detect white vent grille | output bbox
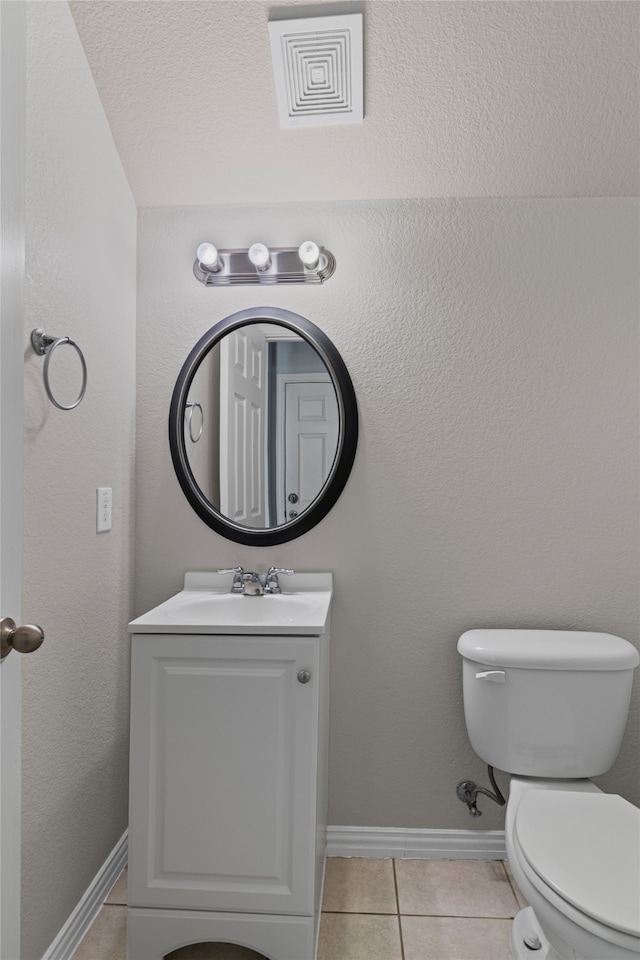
[268,14,363,128]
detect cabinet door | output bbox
[128,633,320,916]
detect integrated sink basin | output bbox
[165,592,324,628]
[129,571,332,635]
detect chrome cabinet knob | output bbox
[1,617,45,660]
[288,493,298,503]
[297,670,311,684]
[289,510,298,519]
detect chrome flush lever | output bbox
[475,670,506,683]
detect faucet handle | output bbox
[267,567,294,577]
[217,567,245,593]
[265,567,294,594]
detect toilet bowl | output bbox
[506,778,640,960]
[457,629,640,960]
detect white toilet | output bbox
[457,629,640,960]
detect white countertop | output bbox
[129,571,333,635]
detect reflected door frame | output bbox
[274,373,336,527]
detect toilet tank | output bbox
[458,630,639,778]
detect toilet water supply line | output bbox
[456,766,506,817]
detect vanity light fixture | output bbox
[193,240,336,286]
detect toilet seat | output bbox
[514,791,640,939]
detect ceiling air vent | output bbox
[268,14,363,128]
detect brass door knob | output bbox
[1,618,45,660]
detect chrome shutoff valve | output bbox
[456,766,506,816]
[456,780,483,817]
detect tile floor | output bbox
[72,858,528,960]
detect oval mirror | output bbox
[169,307,358,545]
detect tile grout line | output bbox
[392,859,406,960]
[399,912,516,919]
[501,858,523,915]
[320,910,514,919]
[321,910,399,916]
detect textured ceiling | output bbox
[68,0,639,207]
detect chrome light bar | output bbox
[193,242,336,286]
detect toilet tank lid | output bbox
[457,629,640,671]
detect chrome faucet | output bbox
[242,572,265,596]
[217,567,294,596]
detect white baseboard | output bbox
[41,830,128,960]
[326,826,506,860]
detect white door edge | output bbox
[274,372,331,526]
[0,2,26,956]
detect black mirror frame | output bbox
[169,307,358,546]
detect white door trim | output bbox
[0,2,26,956]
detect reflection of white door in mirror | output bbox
[276,375,339,525]
[219,327,266,527]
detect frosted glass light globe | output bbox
[248,243,271,270]
[298,241,320,270]
[196,243,219,267]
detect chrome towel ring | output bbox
[31,328,87,411]
[185,401,203,443]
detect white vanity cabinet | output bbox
[127,573,332,960]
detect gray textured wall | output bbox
[22,5,136,958]
[136,198,639,831]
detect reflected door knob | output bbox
[288,493,298,503]
[1,618,45,660]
